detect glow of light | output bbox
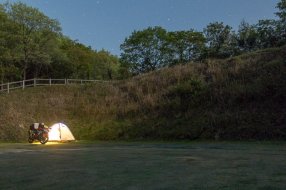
[48,125,61,141]
[45,142,60,145]
[31,142,60,145]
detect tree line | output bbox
[0,2,120,84]
[120,0,286,75]
[0,1,286,82]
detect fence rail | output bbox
[0,78,104,93]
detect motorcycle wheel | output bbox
[39,136,49,144]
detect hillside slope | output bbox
[1,46,286,141]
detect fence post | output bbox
[22,80,25,90]
[34,78,36,87]
[65,79,67,85]
[81,80,83,85]
[7,83,9,93]
[49,78,52,86]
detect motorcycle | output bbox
[28,127,49,144]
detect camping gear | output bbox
[48,123,75,141]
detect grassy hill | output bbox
[1,46,286,142]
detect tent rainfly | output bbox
[48,123,75,141]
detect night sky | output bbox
[3,0,279,55]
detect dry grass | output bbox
[0,46,286,141]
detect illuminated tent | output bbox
[48,123,75,141]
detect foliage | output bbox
[120,26,169,75]
[2,1,286,79]
[276,0,286,45]
[276,0,286,21]
[0,2,120,82]
[203,22,238,58]
[237,20,258,52]
[255,19,280,48]
[120,27,206,75]
[167,30,206,64]
[1,46,286,141]
[4,2,61,80]
[1,1,286,141]
[120,0,286,75]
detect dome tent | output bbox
[48,123,75,141]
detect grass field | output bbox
[0,142,286,190]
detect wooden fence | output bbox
[0,79,103,93]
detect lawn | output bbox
[0,142,286,190]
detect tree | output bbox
[255,19,279,48]
[60,39,95,79]
[55,37,120,80]
[167,30,206,64]
[4,2,61,80]
[276,0,286,22]
[276,0,286,45]
[0,5,9,83]
[237,20,258,52]
[93,50,119,80]
[48,36,74,79]
[120,26,169,75]
[0,5,21,83]
[0,2,121,82]
[204,22,238,58]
